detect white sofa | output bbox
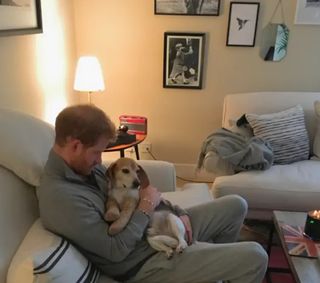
[205,92,320,220]
[0,108,211,283]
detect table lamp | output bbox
[73,56,105,104]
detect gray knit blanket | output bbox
[197,128,274,173]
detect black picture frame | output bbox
[0,0,42,37]
[155,0,220,16]
[163,32,205,89]
[226,2,260,47]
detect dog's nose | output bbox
[133,179,140,189]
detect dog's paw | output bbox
[175,239,188,253]
[165,249,174,259]
[105,210,120,222]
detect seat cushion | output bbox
[212,160,320,212]
[162,183,213,209]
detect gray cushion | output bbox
[246,105,309,164]
[313,100,320,158]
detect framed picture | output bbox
[163,32,205,89]
[0,0,42,36]
[155,0,220,16]
[295,0,320,25]
[226,2,260,47]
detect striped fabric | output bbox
[33,238,100,283]
[246,105,309,164]
[313,100,320,158]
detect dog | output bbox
[104,157,188,258]
[104,157,141,235]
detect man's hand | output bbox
[179,215,193,245]
[137,186,161,215]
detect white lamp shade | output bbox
[74,56,105,92]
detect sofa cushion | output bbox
[213,160,320,213]
[246,105,309,164]
[0,108,54,186]
[162,183,213,208]
[313,100,320,159]
[7,219,100,283]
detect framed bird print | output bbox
[226,2,260,47]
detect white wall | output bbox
[1,0,319,172]
[0,0,78,124]
[72,0,320,168]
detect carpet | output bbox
[263,246,295,283]
[240,221,295,283]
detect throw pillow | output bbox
[7,219,100,283]
[313,100,320,159]
[0,108,54,187]
[246,105,310,164]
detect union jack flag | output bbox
[280,222,320,258]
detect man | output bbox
[184,0,204,14]
[169,42,193,85]
[184,0,197,14]
[38,104,268,283]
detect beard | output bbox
[70,157,95,176]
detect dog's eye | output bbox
[122,168,130,174]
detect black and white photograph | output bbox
[226,2,260,47]
[295,0,320,24]
[0,0,42,36]
[155,0,220,16]
[163,32,205,89]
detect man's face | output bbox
[70,136,109,176]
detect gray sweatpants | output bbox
[127,195,268,283]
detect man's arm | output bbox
[42,193,150,263]
[42,184,162,263]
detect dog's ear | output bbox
[137,165,150,189]
[106,162,117,188]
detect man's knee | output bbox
[221,195,248,218]
[241,242,268,270]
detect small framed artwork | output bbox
[0,0,42,36]
[155,0,220,16]
[163,32,205,89]
[295,0,320,25]
[226,2,260,47]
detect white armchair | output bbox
[208,92,320,220]
[0,108,211,283]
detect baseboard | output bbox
[174,163,216,182]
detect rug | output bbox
[240,221,295,283]
[263,246,295,283]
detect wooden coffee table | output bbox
[273,211,320,283]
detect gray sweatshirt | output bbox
[37,150,186,281]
